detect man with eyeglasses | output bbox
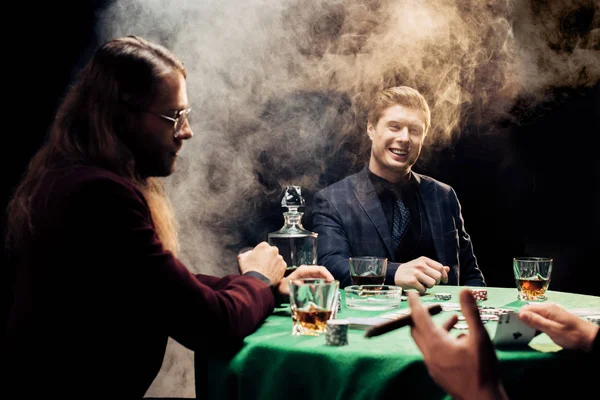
[121,99,193,177]
[127,105,192,139]
[144,107,192,138]
[3,35,333,399]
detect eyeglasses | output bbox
[145,107,192,138]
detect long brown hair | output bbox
[6,35,186,256]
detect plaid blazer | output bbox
[312,166,486,288]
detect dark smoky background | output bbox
[4,0,600,304]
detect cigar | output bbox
[364,304,443,338]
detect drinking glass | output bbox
[513,257,552,301]
[349,256,387,286]
[288,278,339,336]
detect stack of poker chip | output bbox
[326,319,349,346]
[469,288,488,302]
[338,291,342,313]
[434,293,452,301]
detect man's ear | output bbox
[366,121,375,140]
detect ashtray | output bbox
[344,285,403,311]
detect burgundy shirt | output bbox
[4,165,275,399]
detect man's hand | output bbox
[276,265,335,297]
[409,289,508,400]
[394,256,450,294]
[237,242,286,286]
[519,302,599,353]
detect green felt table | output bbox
[198,286,600,399]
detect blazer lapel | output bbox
[415,173,447,266]
[351,167,395,258]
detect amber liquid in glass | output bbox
[292,308,332,333]
[516,277,550,299]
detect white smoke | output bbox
[96,0,599,397]
[97,0,599,277]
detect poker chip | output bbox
[326,319,349,346]
[337,291,342,313]
[454,322,469,330]
[469,288,488,301]
[584,316,600,326]
[434,293,452,301]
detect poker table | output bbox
[195,286,600,399]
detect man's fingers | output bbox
[421,267,443,285]
[407,281,427,295]
[294,265,334,280]
[418,272,437,289]
[442,315,459,331]
[518,309,562,334]
[441,266,450,284]
[422,257,444,269]
[459,289,487,336]
[316,266,335,280]
[421,258,449,284]
[520,303,567,323]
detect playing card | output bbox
[492,310,537,347]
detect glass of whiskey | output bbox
[289,278,339,336]
[513,257,552,301]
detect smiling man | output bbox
[312,86,486,291]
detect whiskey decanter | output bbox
[267,186,318,276]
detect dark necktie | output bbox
[391,188,410,251]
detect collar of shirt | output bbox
[367,168,416,197]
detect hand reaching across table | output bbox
[408,288,600,400]
[408,289,509,400]
[518,302,599,353]
[276,265,335,297]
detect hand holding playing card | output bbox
[408,290,509,400]
[492,311,537,347]
[518,302,600,352]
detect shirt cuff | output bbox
[243,270,271,286]
[243,271,288,306]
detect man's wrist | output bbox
[243,271,288,305]
[243,270,271,286]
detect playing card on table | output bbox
[492,310,537,347]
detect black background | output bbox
[3,1,599,313]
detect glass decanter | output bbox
[267,186,318,276]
